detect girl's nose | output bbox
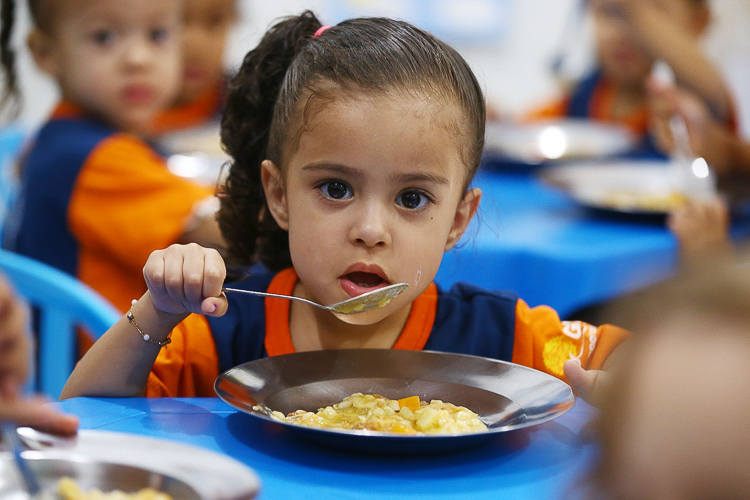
[349,204,392,249]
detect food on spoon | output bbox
[58,477,174,500]
[602,190,688,212]
[264,393,487,435]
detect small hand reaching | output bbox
[563,358,609,408]
[143,243,229,318]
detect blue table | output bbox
[436,171,680,318]
[55,397,599,500]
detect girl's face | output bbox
[592,0,707,89]
[177,0,237,105]
[30,0,182,133]
[262,93,480,326]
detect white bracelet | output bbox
[127,299,172,347]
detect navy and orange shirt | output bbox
[4,103,215,313]
[145,268,629,397]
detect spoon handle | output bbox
[222,287,329,310]
[2,422,42,496]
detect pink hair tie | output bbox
[313,25,332,38]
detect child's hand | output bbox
[667,197,732,259]
[0,276,30,389]
[563,358,609,408]
[143,243,228,317]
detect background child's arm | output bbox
[60,245,228,399]
[596,0,732,120]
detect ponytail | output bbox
[0,0,19,117]
[219,10,321,272]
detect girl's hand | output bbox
[667,197,732,259]
[0,275,30,390]
[143,243,228,317]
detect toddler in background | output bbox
[62,11,628,401]
[528,0,735,156]
[579,258,750,499]
[0,0,225,316]
[149,0,238,136]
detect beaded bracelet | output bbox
[127,299,172,347]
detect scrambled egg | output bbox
[58,477,174,500]
[268,393,487,435]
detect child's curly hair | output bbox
[219,10,485,273]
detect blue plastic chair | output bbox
[0,248,120,399]
[0,126,25,227]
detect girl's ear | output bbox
[445,187,481,251]
[27,29,58,77]
[261,160,289,231]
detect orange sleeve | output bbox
[68,133,215,275]
[145,314,220,397]
[511,299,630,381]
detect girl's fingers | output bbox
[182,246,207,307]
[202,249,227,298]
[0,396,79,436]
[162,246,187,306]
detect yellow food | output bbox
[268,393,487,435]
[602,191,687,212]
[58,477,174,500]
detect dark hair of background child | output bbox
[218,10,486,272]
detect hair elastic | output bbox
[313,26,332,38]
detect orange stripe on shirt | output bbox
[69,133,215,312]
[511,299,629,382]
[264,269,438,356]
[146,314,219,397]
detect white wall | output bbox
[8,0,750,136]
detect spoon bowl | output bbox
[223,282,409,315]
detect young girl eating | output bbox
[61,11,628,401]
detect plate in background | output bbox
[215,349,575,454]
[484,118,637,170]
[539,160,693,215]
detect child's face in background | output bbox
[177,0,237,105]
[263,93,480,327]
[591,0,706,90]
[33,0,181,133]
[601,313,750,499]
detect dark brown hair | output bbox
[219,10,485,272]
[0,0,47,118]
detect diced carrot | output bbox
[397,395,421,412]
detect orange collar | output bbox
[264,268,438,356]
[149,85,222,135]
[51,102,86,120]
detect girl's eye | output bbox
[150,28,170,44]
[319,181,352,200]
[92,30,116,46]
[396,191,430,210]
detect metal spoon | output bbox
[1,423,50,499]
[651,60,717,199]
[223,282,409,315]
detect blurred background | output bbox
[8,0,750,137]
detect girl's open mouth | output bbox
[339,271,389,298]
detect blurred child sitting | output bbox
[149,0,238,136]
[0,0,225,315]
[528,0,735,156]
[579,257,750,498]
